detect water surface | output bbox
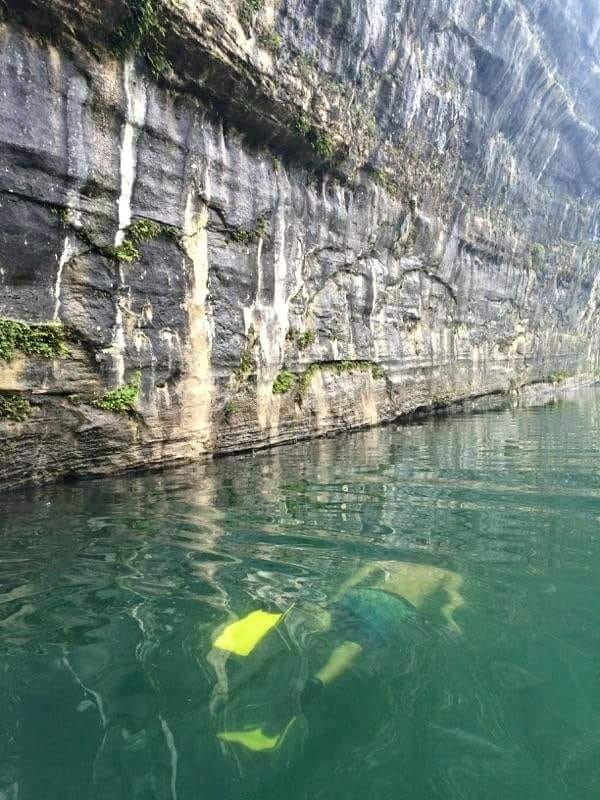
[2,388,600,800]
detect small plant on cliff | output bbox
[237,348,255,377]
[530,242,546,268]
[369,167,401,199]
[230,216,268,245]
[239,0,264,32]
[547,370,568,384]
[91,372,141,413]
[107,239,140,263]
[297,363,319,401]
[296,360,385,403]
[235,326,259,381]
[295,114,312,137]
[0,393,31,422]
[128,219,162,243]
[0,319,68,363]
[103,218,173,263]
[312,133,335,160]
[223,398,241,423]
[258,29,282,54]
[113,0,170,77]
[272,370,296,394]
[295,115,337,161]
[297,330,316,350]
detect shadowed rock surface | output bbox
[0,0,599,489]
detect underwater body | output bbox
[1,388,600,799]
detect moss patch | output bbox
[312,133,335,160]
[230,216,268,246]
[297,360,386,401]
[128,218,162,243]
[297,363,319,400]
[295,115,338,162]
[530,242,546,268]
[0,319,69,363]
[369,167,402,199]
[547,370,569,384]
[105,217,172,262]
[272,370,295,394]
[63,216,179,265]
[106,239,140,263]
[91,372,141,413]
[0,393,31,422]
[113,0,170,77]
[235,326,259,381]
[239,0,263,31]
[297,330,316,350]
[223,398,241,424]
[258,29,282,54]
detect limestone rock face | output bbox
[0,0,599,488]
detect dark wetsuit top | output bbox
[330,588,416,648]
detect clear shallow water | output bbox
[2,389,600,800]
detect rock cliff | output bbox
[0,0,599,488]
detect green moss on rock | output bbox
[223,398,241,423]
[0,393,31,422]
[297,360,386,401]
[0,319,69,363]
[547,370,569,383]
[295,115,338,161]
[106,239,140,263]
[99,218,178,264]
[113,0,170,77]
[231,216,268,245]
[235,326,259,381]
[530,242,546,268]
[312,133,335,160]
[258,29,282,54]
[128,219,162,243]
[239,0,263,31]
[272,370,295,394]
[297,330,316,350]
[91,372,141,413]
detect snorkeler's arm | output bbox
[330,565,377,602]
[440,573,465,632]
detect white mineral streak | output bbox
[107,58,147,385]
[368,257,386,362]
[243,186,297,436]
[182,192,214,453]
[536,134,560,181]
[53,235,74,321]
[51,67,89,320]
[116,58,147,245]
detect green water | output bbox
[2,389,600,800]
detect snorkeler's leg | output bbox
[440,572,465,633]
[301,641,363,706]
[315,641,363,686]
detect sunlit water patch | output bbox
[2,388,600,800]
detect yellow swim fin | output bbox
[218,718,296,752]
[213,609,284,656]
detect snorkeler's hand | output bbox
[300,676,324,708]
[446,620,463,636]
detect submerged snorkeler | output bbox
[299,560,465,703]
[211,560,465,751]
